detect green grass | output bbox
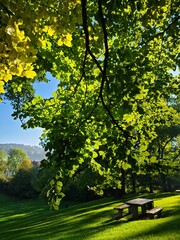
[0,192,179,240]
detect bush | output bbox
[0,176,10,192]
[32,167,53,199]
[64,169,101,202]
[8,168,36,199]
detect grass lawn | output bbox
[0,192,179,240]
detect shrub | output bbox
[0,176,10,192]
[8,168,36,199]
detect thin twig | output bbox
[143,15,180,45]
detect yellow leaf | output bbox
[41,39,47,49]
[4,73,12,82]
[57,38,63,46]
[43,26,49,32]
[48,27,55,36]
[43,26,55,37]
[24,70,36,78]
[64,33,72,47]
[0,81,5,93]
[88,84,95,91]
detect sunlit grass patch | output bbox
[0,192,179,240]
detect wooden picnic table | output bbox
[114,203,130,219]
[125,198,154,220]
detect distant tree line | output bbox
[0,144,45,161]
[0,142,179,203]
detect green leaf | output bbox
[93,151,98,158]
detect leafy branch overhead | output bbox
[0,0,180,209]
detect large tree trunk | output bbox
[160,173,168,192]
[131,172,136,193]
[167,177,172,192]
[121,168,126,195]
[148,175,153,193]
[111,169,126,197]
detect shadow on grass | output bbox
[0,193,118,240]
[0,192,179,240]
[122,209,180,240]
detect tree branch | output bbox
[0,3,14,16]
[81,0,103,73]
[172,150,180,162]
[143,15,180,45]
[81,0,134,138]
[97,0,133,138]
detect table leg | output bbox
[129,206,138,220]
[116,210,123,218]
[142,205,146,215]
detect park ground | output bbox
[0,192,179,240]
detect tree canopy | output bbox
[0,149,8,176]
[7,148,28,175]
[0,0,180,209]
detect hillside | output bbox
[0,143,46,161]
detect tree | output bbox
[7,148,27,175]
[0,149,8,176]
[1,0,180,209]
[19,156,33,170]
[32,162,56,199]
[154,126,180,192]
[8,157,35,199]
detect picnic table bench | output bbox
[146,206,163,219]
[125,198,154,220]
[114,203,130,219]
[113,198,163,221]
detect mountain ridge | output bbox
[0,143,45,161]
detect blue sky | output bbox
[0,73,59,146]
